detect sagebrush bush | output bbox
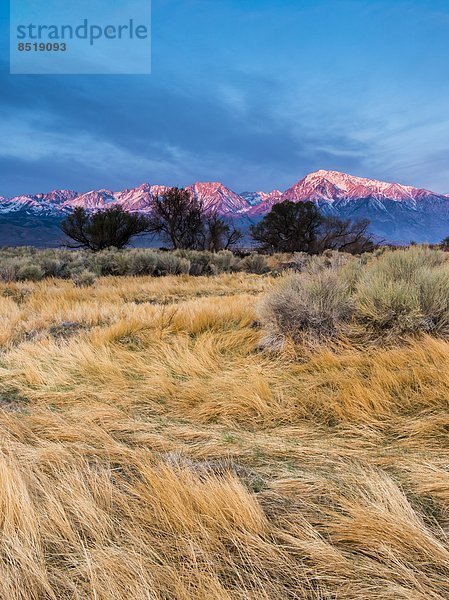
[125,250,158,275]
[259,268,354,348]
[71,270,97,287]
[16,263,44,282]
[353,247,449,339]
[210,250,237,273]
[237,253,269,274]
[0,247,290,280]
[260,246,449,348]
[156,253,190,275]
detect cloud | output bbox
[0,58,373,196]
[2,1,449,196]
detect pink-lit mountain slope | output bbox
[2,170,449,243]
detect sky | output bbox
[1,0,449,197]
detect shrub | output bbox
[237,253,269,274]
[259,268,354,348]
[290,252,309,271]
[174,249,238,275]
[87,249,130,276]
[71,270,97,287]
[0,260,18,282]
[210,250,238,273]
[126,250,158,275]
[353,247,449,339]
[188,262,205,276]
[417,267,449,335]
[156,253,190,275]
[260,246,449,349]
[0,246,369,282]
[16,263,44,282]
[174,250,211,275]
[40,259,68,278]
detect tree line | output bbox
[61,186,375,254]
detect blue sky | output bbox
[1,0,449,197]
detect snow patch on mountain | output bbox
[186,182,249,213]
[241,190,282,206]
[280,170,439,206]
[2,170,449,243]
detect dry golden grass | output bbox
[0,272,448,599]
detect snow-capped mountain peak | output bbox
[280,170,439,205]
[2,171,449,243]
[186,182,249,213]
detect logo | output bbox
[10,0,152,74]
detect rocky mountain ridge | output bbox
[2,170,449,243]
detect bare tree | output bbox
[148,188,243,251]
[205,212,244,251]
[314,217,375,254]
[250,200,375,254]
[147,187,206,249]
[250,200,323,253]
[60,206,150,251]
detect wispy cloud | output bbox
[1,0,449,196]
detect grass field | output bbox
[0,271,449,599]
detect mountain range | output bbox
[2,170,449,246]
